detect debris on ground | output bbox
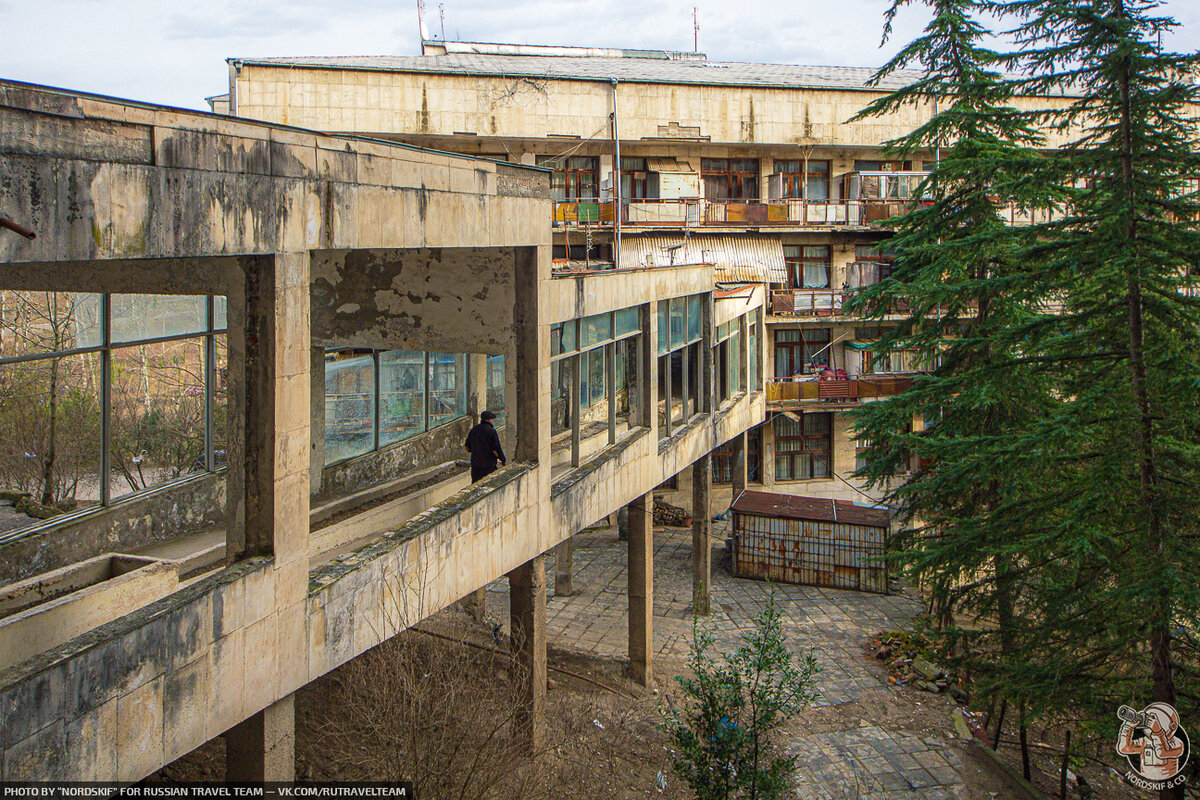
[870,623,968,702]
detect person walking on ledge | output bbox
[465,410,506,482]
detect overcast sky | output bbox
[2,0,1199,111]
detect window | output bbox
[325,350,471,466]
[552,306,643,468]
[536,155,600,201]
[784,245,832,289]
[854,327,921,374]
[620,157,657,200]
[486,355,506,429]
[774,328,831,377]
[0,292,227,524]
[713,425,763,484]
[702,158,759,200]
[379,351,426,447]
[774,159,830,200]
[853,159,911,172]
[748,317,761,393]
[774,413,832,480]
[657,294,707,437]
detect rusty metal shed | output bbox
[730,490,890,593]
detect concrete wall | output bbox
[317,417,471,498]
[0,473,225,588]
[231,63,1079,150]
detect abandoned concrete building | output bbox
[217,40,1072,508]
[0,77,763,780]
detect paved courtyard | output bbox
[484,519,976,799]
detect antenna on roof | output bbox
[693,7,699,53]
[417,0,432,42]
[439,3,446,40]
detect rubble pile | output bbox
[872,629,968,703]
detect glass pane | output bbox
[561,320,577,354]
[214,296,228,331]
[615,336,638,433]
[111,294,206,343]
[551,358,572,438]
[212,334,229,468]
[669,297,685,350]
[110,339,208,497]
[0,291,102,358]
[657,354,670,439]
[657,303,669,356]
[589,348,606,406]
[615,307,640,338]
[379,351,425,447]
[687,295,702,343]
[429,352,467,427]
[580,313,612,348]
[551,324,562,355]
[324,351,375,465]
[749,322,760,392]
[486,354,505,429]
[0,353,102,521]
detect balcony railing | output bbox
[551,198,927,229]
[770,289,844,317]
[765,375,914,407]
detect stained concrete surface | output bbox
[484,521,974,799]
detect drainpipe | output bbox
[611,78,622,270]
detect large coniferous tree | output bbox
[999,2,1200,794]
[856,0,1200,792]
[847,0,1066,725]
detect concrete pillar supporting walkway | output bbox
[555,535,575,596]
[508,555,546,752]
[225,694,295,781]
[627,492,654,686]
[692,454,712,616]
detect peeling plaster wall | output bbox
[311,247,518,355]
[0,474,226,589]
[0,82,550,268]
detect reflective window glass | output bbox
[379,351,426,447]
[111,294,207,343]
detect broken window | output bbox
[712,423,763,484]
[657,294,706,438]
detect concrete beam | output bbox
[692,455,712,616]
[627,493,653,687]
[225,694,295,781]
[508,555,546,752]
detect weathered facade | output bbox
[0,78,764,780]
[224,40,1005,508]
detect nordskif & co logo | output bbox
[1116,702,1190,791]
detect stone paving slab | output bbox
[484,523,969,798]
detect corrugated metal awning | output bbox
[623,234,787,283]
[732,490,890,528]
[645,157,694,173]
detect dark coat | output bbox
[465,421,506,481]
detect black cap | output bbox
[481,410,496,421]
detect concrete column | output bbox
[226,694,295,781]
[555,535,575,596]
[508,555,546,752]
[731,430,748,500]
[469,352,488,417]
[510,247,545,464]
[702,293,715,412]
[230,253,311,567]
[308,347,325,496]
[692,454,712,616]
[627,492,654,686]
[460,586,488,622]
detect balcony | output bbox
[551,198,927,229]
[765,375,914,409]
[770,289,845,317]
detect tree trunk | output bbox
[40,357,58,506]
